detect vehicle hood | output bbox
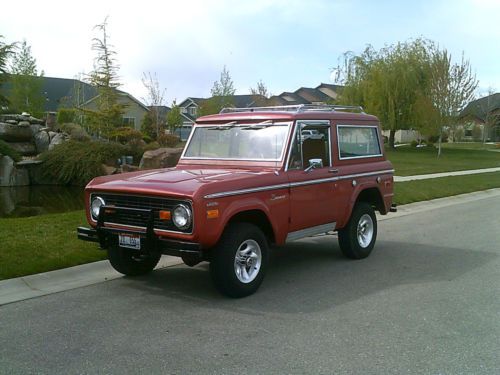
[86,167,285,199]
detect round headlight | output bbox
[91,196,105,219]
[172,204,192,230]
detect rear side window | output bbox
[337,125,382,159]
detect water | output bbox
[0,186,85,218]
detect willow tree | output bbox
[336,39,432,148]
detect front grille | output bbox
[91,193,192,233]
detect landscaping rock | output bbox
[34,131,50,153]
[30,124,43,135]
[8,142,37,156]
[121,164,139,173]
[139,147,183,170]
[0,155,30,186]
[0,122,33,142]
[102,164,117,175]
[48,133,68,150]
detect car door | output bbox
[286,120,337,238]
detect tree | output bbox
[142,71,166,138]
[0,36,16,108]
[250,80,270,98]
[166,100,183,133]
[199,66,236,115]
[424,49,478,156]
[86,17,126,137]
[8,40,45,117]
[336,39,432,148]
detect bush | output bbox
[39,140,126,185]
[143,141,160,151]
[410,140,418,147]
[110,127,144,144]
[0,140,22,162]
[57,109,77,124]
[124,139,147,165]
[158,134,180,147]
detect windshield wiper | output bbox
[241,120,274,130]
[207,121,238,130]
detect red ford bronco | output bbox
[77,105,395,297]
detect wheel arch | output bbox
[226,209,276,245]
[354,187,386,214]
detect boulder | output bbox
[102,164,117,175]
[30,124,43,135]
[0,155,30,186]
[121,164,139,173]
[48,131,58,141]
[139,147,183,170]
[48,133,68,150]
[34,131,50,153]
[8,142,37,156]
[0,122,33,142]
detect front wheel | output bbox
[338,202,377,259]
[108,245,161,276]
[210,223,268,298]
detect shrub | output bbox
[158,134,179,147]
[0,140,22,162]
[110,127,144,144]
[143,141,160,151]
[410,140,418,147]
[124,138,147,165]
[57,109,77,124]
[39,140,126,185]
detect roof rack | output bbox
[219,104,365,114]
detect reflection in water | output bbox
[0,186,85,218]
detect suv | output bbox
[77,105,395,298]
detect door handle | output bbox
[328,169,339,174]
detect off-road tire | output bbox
[338,202,377,259]
[108,245,161,276]
[210,223,268,298]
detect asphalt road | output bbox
[1,197,499,375]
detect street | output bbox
[1,196,499,374]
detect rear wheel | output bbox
[108,245,161,276]
[338,202,377,259]
[210,223,268,298]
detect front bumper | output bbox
[77,205,202,259]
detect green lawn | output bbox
[386,145,500,176]
[394,172,500,205]
[0,211,106,281]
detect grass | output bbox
[394,172,500,205]
[0,210,106,281]
[386,145,500,176]
[2,144,500,280]
[441,142,499,150]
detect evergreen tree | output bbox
[8,40,45,117]
[86,17,126,137]
[0,36,16,108]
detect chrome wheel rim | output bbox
[357,214,374,248]
[234,239,262,283]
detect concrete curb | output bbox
[1,187,500,307]
[394,167,500,182]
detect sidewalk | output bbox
[2,187,500,306]
[394,166,500,182]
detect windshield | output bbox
[183,122,291,161]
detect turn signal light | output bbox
[207,209,219,219]
[159,210,171,220]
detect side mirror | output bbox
[304,158,323,172]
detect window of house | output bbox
[288,121,331,170]
[122,117,136,128]
[188,106,197,117]
[337,125,381,159]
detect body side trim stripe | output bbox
[204,169,394,199]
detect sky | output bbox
[2,0,499,105]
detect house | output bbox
[1,76,149,131]
[459,93,500,142]
[175,83,344,140]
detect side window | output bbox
[337,126,381,159]
[288,122,331,170]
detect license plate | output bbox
[118,234,141,250]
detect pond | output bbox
[0,186,85,218]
